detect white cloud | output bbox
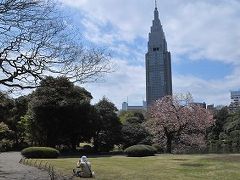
[59,0,240,108]
[166,0,240,64]
[61,0,240,64]
[175,62,240,105]
[60,0,153,42]
[80,17,118,45]
[81,59,146,109]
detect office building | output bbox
[145,2,172,107]
[229,90,240,112]
[122,101,147,111]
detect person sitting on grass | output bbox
[73,156,95,178]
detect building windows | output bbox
[160,72,165,86]
[146,7,172,107]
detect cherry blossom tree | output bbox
[145,94,214,153]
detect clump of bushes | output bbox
[124,145,157,157]
[152,144,164,153]
[21,147,60,158]
[80,145,94,154]
[82,145,92,151]
[0,139,13,152]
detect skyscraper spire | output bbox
[154,0,159,21]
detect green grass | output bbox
[39,154,240,180]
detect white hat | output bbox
[81,156,88,162]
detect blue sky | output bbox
[57,0,240,109]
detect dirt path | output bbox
[0,152,50,180]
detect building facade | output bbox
[229,90,240,112]
[145,3,172,107]
[189,102,207,109]
[122,101,147,111]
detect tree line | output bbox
[208,107,240,153]
[0,76,122,152]
[2,76,239,154]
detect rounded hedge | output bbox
[124,145,157,157]
[152,144,164,153]
[21,147,60,158]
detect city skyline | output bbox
[3,0,240,109]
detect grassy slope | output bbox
[41,154,240,180]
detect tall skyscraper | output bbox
[145,2,172,107]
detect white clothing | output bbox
[76,156,92,178]
[79,161,92,177]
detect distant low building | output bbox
[189,102,207,109]
[207,104,215,111]
[207,104,217,114]
[207,104,214,109]
[122,101,147,111]
[229,90,240,112]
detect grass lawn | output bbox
[38,154,240,180]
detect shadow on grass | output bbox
[180,163,204,167]
[203,154,240,162]
[59,151,126,159]
[172,159,189,161]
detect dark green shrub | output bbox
[21,147,60,158]
[208,140,222,153]
[121,122,152,149]
[81,145,94,153]
[56,145,72,153]
[0,139,13,152]
[82,145,92,150]
[12,142,29,151]
[152,144,164,153]
[124,145,157,157]
[222,142,231,153]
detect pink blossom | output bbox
[145,95,215,153]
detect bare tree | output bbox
[0,0,111,89]
[145,95,214,153]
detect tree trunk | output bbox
[166,135,173,153]
[93,131,100,152]
[70,135,77,151]
[14,134,19,148]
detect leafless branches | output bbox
[0,0,111,89]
